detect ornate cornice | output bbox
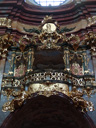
[0,0,96,36]
[0,0,96,26]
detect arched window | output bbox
[34,0,67,6]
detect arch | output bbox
[1,94,95,128]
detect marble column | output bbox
[91,47,96,82]
[27,48,34,72]
[63,48,70,71]
[8,51,16,76]
[82,51,89,74]
[92,56,96,81]
[0,57,6,94]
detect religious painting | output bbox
[71,62,84,76]
[70,54,84,76]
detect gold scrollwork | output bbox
[0,18,12,28]
[69,86,95,112]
